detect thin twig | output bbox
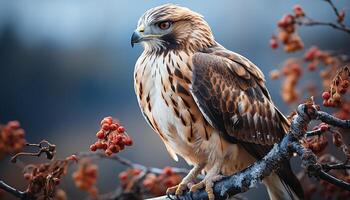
[0,180,31,200]
[297,20,350,34]
[319,170,350,190]
[11,140,56,163]
[324,0,345,26]
[76,151,197,178]
[294,0,350,35]
[322,163,350,172]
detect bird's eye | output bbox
[158,21,171,30]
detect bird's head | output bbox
[131,4,215,52]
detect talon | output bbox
[166,185,177,195]
[190,181,205,192]
[175,183,187,195]
[190,175,224,200]
[166,183,187,196]
[205,181,215,200]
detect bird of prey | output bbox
[131,4,303,200]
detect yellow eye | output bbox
[158,21,171,30]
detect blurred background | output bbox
[0,0,349,199]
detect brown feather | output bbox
[191,47,289,145]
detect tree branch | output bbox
[0,180,31,200]
[296,20,350,35]
[151,102,350,200]
[295,0,350,35]
[324,0,345,26]
[76,151,195,178]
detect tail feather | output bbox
[263,161,304,200]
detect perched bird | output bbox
[131,4,303,200]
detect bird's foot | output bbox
[166,164,204,197]
[166,181,193,196]
[190,174,224,200]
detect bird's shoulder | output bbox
[193,44,266,87]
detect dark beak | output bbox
[131,31,142,48]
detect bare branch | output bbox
[319,170,350,190]
[294,0,350,35]
[76,151,194,177]
[296,19,350,34]
[0,180,32,200]
[151,102,350,200]
[322,163,350,172]
[317,111,350,128]
[11,140,56,163]
[324,0,345,25]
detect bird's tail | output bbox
[263,161,304,200]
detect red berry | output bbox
[133,168,142,175]
[90,144,97,151]
[124,138,133,146]
[8,121,20,129]
[96,131,105,139]
[117,126,125,133]
[338,11,345,23]
[322,92,331,100]
[110,145,121,153]
[293,5,304,17]
[304,47,317,61]
[307,63,317,71]
[165,179,175,187]
[102,124,110,131]
[270,38,278,49]
[110,124,118,130]
[100,117,113,125]
[119,143,125,150]
[24,173,32,180]
[163,166,173,175]
[119,172,128,181]
[328,100,336,107]
[105,149,113,156]
[101,143,108,150]
[320,124,329,132]
[95,142,103,149]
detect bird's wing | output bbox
[191,48,289,146]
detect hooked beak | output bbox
[131,30,142,48]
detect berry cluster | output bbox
[270,46,348,106]
[0,120,26,159]
[72,159,98,197]
[304,47,335,71]
[142,166,182,196]
[271,5,305,52]
[118,168,143,192]
[90,117,133,156]
[22,159,71,199]
[270,59,303,104]
[322,66,350,107]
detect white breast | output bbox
[134,50,254,171]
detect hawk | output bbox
[131,4,303,200]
